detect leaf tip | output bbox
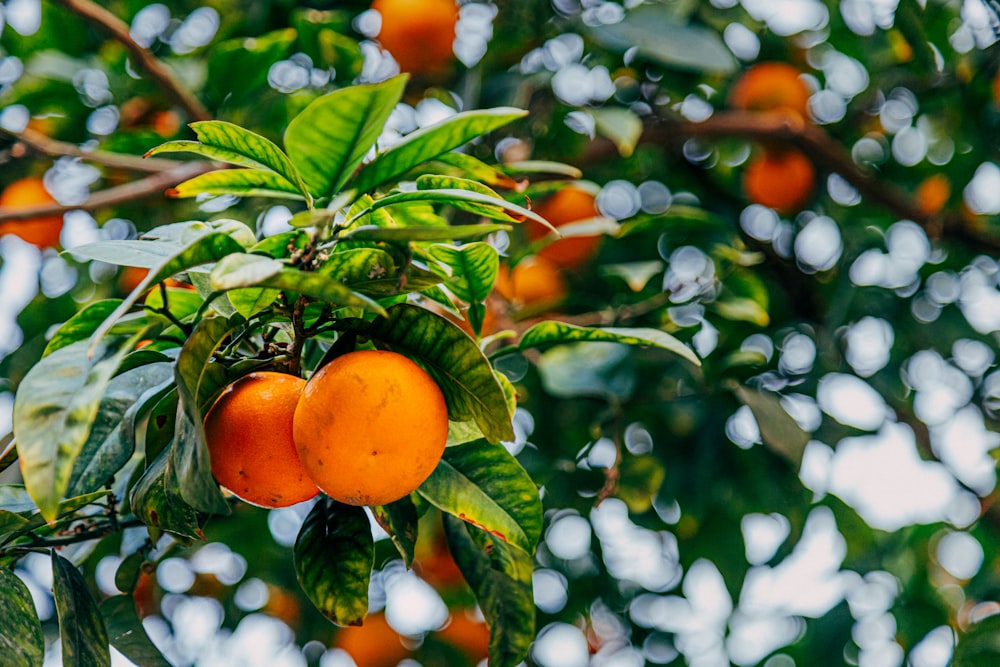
[165,188,180,198]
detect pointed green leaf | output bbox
[369,304,514,442]
[415,175,528,222]
[342,223,511,243]
[320,247,397,284]
[432,152,523,190]
[0,568,44,667]
[294,499,373,626]
[347,188,554,229]
[44,300,123,357]
[146,140,268,169]
[955,614,1000,666]
[53,553,112,667]
[352,107,528,193]
[229,288,281,318]
[418,442,541,553]
[67,363,175,497]
[89,232,245,353]
[501,160,583,178]
[443,515,534,667]
[67,240,183,268]
[13,335,145,521]
[168,169,306,200]
[372,497,419,567]
[99,595,171,667]
[209,253,387,315]
[168,316,237,515]
[731,383,810,467]
[285,75,408,197]
[589,107,643,158]
[428,242,499,304]
[130,447,204,541]
[518,321,701,366]
[188,120,310,198]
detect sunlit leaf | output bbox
[341,223,511,243]
[500,160,583,178]
[518,321,700,366]
[432,152,523,190]
[589,107,643,158]
[43,300,123,357]
[168,169,306,200]
[369,304,514,442]
[732,383,810,466]
[348,188,554,229]
[67,240,183,268]
[443,515,534,667]
[294,498,373,626]
[285,75,407,197]
[53,553,111,667]
[418,441,541,553]
[352,107,528,193]
[0,568,44,667]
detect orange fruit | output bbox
[335,612,412,667]
[743,148,815,213]
[915,174,950,215]
[292,350,449,506]
[436,610,490,661]
[372,0,458,75]
[495,256,567,310]
[729,62,811,120]
[0,177,64,248]
[526,186,602,269]
[203,372,319,508]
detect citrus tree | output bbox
[2,1,1000,667]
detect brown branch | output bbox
[53,0,211,122]
[608,110,1000,254]
[4,127,183,173]
[0,161,214,222]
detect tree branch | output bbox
[3,127,183,173]
[53,0,211,122]
[0,161,215,222]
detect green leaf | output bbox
[589,107,644,158]
[352,107,527,193]
[130,447,204,541]
[53,553,112,667]
[294,499,373,626]
[99,595,171,667]
[228,288,281,318]
[89,231,246,353]
[731,383,810,467]
[43,300,123,357]
[443,515,534,667]
[67,240,183,268]
[168,316,237,515]
[188,120,310,198]
[954,614,1000,666]
[428,242,499,304]
[342,223,511,243]
[500,160,583,178]
[416,176,528,222]
[13,336,144,521]
[369,304,514,442]
[418,441,541,553]
[209,253,387,315]
[348,188,554,229]
[589,5,737,74]
[320,247,397,284]
[67,362,175,497]
[285,75,408,197]
[168,169,307,200]
[432,152,523,190]
[518,321,700,366]
[0,568,44,667]
[372,497,419,567]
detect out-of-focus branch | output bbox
[53,0,211,122]
[4,127,183,173]
[0,161,215,222]
[593,110,1000,254]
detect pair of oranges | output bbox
[204,349,449,508]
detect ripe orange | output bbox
[203,372,319,508]
[526,186,602,269]
[0,177,64,248]
[915,174,950,215]
[435,610,490,661]
[335,612,412,667]
[372,0,458,75]
[494,256,567,310]
[292,350,449,506]
[729,62,811,120]
[743,148,815,213]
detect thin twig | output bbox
[0,161,214,222]
[53,0,211,122]
[4,127,183,173]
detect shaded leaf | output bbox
[418,441,541,553]
[352,107,527,193]
[443,515,534,667]
[432,152,523,190]
[99,595,171,667]
[372,497,419,567]
[0,567,44,667]
[130,448,204,541]
[518,321,700,366]
[53,553,111,667]
[294,499,373,626]
[285,75,407,197]
[67,240,183,269]
[168,169,306,200]
[369,304,514,442]
[732,383,810,466]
